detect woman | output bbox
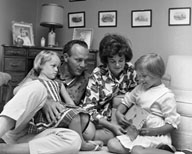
[82,33,138,145]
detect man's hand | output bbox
[42,100,64,123]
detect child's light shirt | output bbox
[122,83,180,129]
[117,83,180,149]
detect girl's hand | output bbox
[139,128,156,136]
[139,124,174,136]
[116,112,131,128]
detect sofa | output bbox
[165,55,192,151]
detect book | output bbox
[125,105,149,130]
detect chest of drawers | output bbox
[1,45,97,110]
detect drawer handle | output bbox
[10,64,19,67]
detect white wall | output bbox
[1,0,192,68]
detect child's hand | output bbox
[116,112,131,128]
[139,128,156,136]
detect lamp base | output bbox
[48,30,56,47]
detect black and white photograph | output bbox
[12,21,34,46]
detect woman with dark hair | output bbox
[82,33,138,145]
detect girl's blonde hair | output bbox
[135,53,165,78]
[33,50,60,75]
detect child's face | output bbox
[40,55,60,80]
[136,68,161,90]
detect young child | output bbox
[107,53,180,154]
[22,50,103,151]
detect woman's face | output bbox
[107,54,126,78]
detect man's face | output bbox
[66,44,89,76]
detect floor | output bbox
[78,147,192,154]
[79,146,113,154]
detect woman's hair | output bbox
[33,50,60,75]
[134,53,165,78]
[63,39,88,56]
[99,33,133,65]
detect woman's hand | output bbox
[42,100,64,123]
[112,124,127,136]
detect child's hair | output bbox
[134,53,165,78]
[33,50,60,75]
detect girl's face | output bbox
[107,54,126,78]
[40,55,60,80]
[136,68,162,90]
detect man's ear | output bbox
[63,53,69,63]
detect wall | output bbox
[36,0,192,65]
[0,0,37,69]
[0,0,192,68]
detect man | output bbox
[0,40,90,154]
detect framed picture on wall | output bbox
[169,7,191,26]
[12,21,34,46]
[72,28,93,49]
[68,12,85,28]
[131,10,152,27]
[69,0,86,1]
[98,10,117,27]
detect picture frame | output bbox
[98,10,117,27]
[169,7,191,26]
[69,0,86,1]
[68,12,85,28]
[12,21,34,46]
[72,28,93,49]
[131,10,152,27]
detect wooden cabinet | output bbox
[2,45,64,87]
[1,45,97,110]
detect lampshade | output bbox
[40,3,64,47]
[40,3,64,28]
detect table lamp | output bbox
[40,3,64,47]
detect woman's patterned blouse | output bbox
[82,62,138,121]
